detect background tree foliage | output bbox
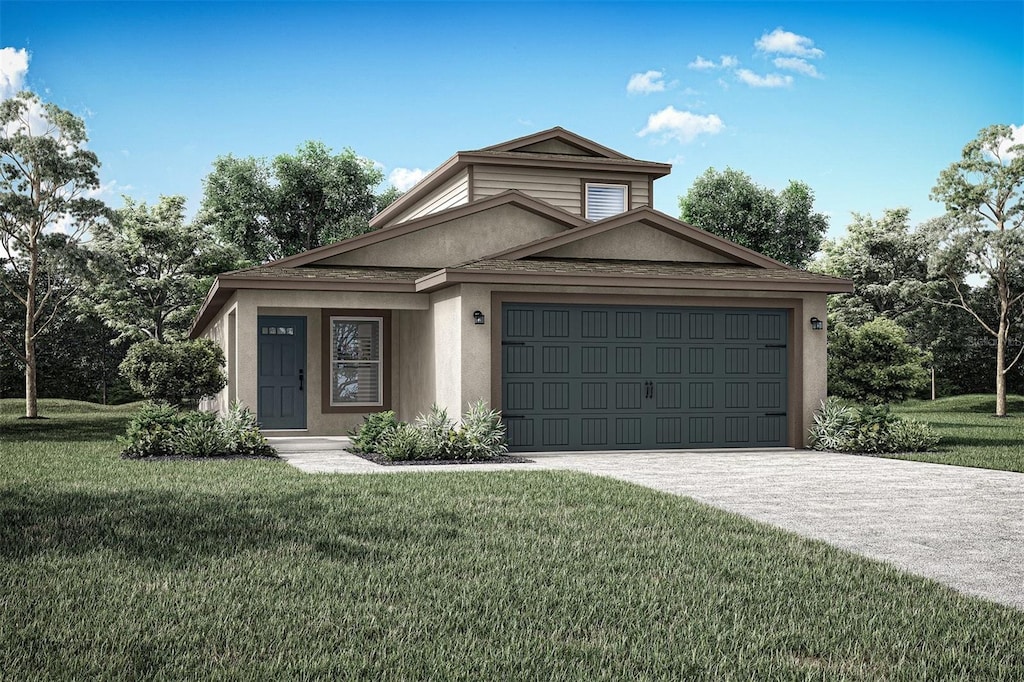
[0,91,107,417]
[87,195,242,343]
[198,141,400,263]
[828,317,931,404]
[679,167,828,267]
[929,124,1024,416]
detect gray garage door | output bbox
[501,303,788,452]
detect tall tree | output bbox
[679,167,828,267]
[930,125,1024,416]
[88,195,242,343]
[198,141,397,262]
[0,92,106,418]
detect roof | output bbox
[369,127,671,229]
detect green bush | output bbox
[378,422,430,461]
[810,398,939,453]
[120,401,277,458]
[220,400,276,457]
[828,317,930,404]
[120,339,227,408]
[119,402,183,457]
[349,411,398,453]
[458,401,508,460]
[170,411,231,457]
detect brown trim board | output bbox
[319,309,393,414]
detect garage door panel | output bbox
[501,304,788,451]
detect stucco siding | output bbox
[536,222,738,263]
[393,170,469,224]
[318,204,572,268]
[198,295,236,416]
[396,309,435,422]
[473,165,651,217]
[430,289,463,420]
[515,140,595,155]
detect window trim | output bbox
[320,309,391,414]
[582,180,631,221]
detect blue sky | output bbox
[2,1,1021,240]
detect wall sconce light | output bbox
[473,310,485,325]
[809,317,824,331]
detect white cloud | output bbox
[0,47,29,99]
[638,106,724,144]
[736,69,793,88]
[689,55,738,70]
[388,167,427,192]
[773,57,822,78]
[627,70,666,94]
[755,28,824,59]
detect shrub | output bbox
[170,411,231,457]
[350,411,398,453]
[458,401,508,460]
[828,317,930,404]
[378,422,429,461]
[221,400,276,457]
[119,401,183,457]
[416,405,464,459]
[809,398,940,453]
[120,401,277,459]
[120,339,227,408]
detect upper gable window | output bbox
[585,183,628,221]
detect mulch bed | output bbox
[121,453,281,461]
[351,451,533,466]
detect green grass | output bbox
[892,394,1024,473]
[2,400,1023,679]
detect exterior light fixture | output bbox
[809,317,824,331]
[473,310,485,325]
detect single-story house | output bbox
[191,127,852,452]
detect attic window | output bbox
[585,183,627,221]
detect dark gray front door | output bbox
[501,303,788,452]
[258,316,306,429]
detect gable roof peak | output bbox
[479,126,632,160]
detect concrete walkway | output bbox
[270,437,1024,610]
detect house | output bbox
[190,127,852,452]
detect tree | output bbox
[828,317,931,404]
[88,195,242,343]
[0,92,106,418]
[120,339,226,408]
[679,167,828,267]
[930,125,1024,416]
[198,141,397,262]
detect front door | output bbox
[257,316,307,429]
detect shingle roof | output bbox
[456,258,845,284]
[222,265,433,282]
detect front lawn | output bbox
[2,399,1023,679]
[893,394,1024,473]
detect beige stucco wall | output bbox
[438,283,830,447]
[318,204,572,268]
[537,222,737,263]
[201,283,830,445]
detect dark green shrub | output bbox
[120,339,226,408]
[349,411,397,453]
[119,401,183,457]
[170,411,230,457]
[828,317,930,404]
[809,398,939,453]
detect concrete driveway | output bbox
[273,438,1024,610]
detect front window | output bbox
[585,183,627,220]
[330,317,382,406]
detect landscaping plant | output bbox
[119,400,274,458]
[354,402,508,461]
[809,397,940,454]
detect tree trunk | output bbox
[24,245,38,419]
[996,320,1007,417]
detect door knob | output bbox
[298,369,304,391]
